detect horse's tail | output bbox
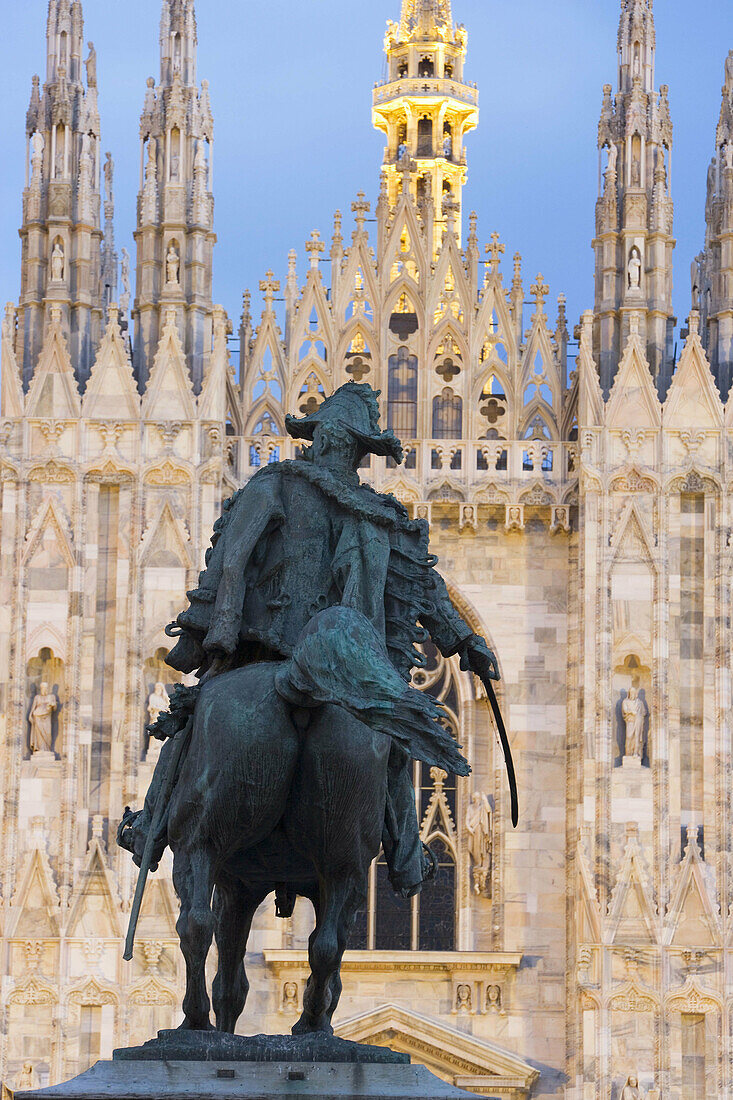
[274,606,470,777]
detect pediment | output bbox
[336,1004,539,1096]
[82,310,140,419]
[664,333,722,428]
[606,339,661,430]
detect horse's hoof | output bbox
[291,1017,334,1037]
[177,1019,215,1032]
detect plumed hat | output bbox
[285,382,403,463]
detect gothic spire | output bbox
[592,0,675,396]
[132,0,214,392]
[15,0,107,389]
[399,0,453,39]
[375,0,476,253]
[696,51,733,397]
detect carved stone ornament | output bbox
[505,503,524,532]
[550,505,571,534]
[610,469,657,494]
[459,503,477,531]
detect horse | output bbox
[166,659,391,1035]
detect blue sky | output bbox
[1,0,730,359]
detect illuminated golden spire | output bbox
[399,0,453,40]
[374,1,477,253]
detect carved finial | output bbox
[687,308,700,336]
[241,289,251,326]
[259,271,280,308]
[580,309,594,349]
[351,192,370,234]
[486,231,505,273]
[512,252,522,290]
[107,302,119,327]
[442,194,459,235]
[629,311,642,336]
[530,273,549,312]
[397,153,414,195]
[332,210,343,249]
[50,306,63,325]
[305,230,325,270]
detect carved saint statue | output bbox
[85,41,97,87]
[104,152,114,205]
[466,791,491,868]
[166,244,180,285]
[443,132,453,159]
[621,1075,645,1100]
[147,682,170,727]
[50,240,64,282]
[120,247,131,314]
[606,143,618,179]
[726,49,733,90]
[29,682,57,753]
[30,131,44,177]
[15,1063,38,1091]
[691,255,701,308]
[628,248,642,290]
[621,687,645,759]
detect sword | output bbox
[481,675,519,828]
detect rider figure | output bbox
[123,383,499,899]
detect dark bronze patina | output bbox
[118,382,516,1036]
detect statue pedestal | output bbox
[17,1032,474,1099]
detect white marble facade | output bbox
[0,1,732,1098]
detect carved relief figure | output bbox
[282,981,299,1011]
[628,247,642,290]
[166,243,180,285]
[621,687,645,759]
[621,1075,645,1100]
[15,1063,38,1090]
[455,983,471,1013]
[50,240,64,282]
[466,790,492,893]
[147,682,170,727]
[486,983,502,1013]
[29,682,57,753]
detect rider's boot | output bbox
[381,744,436,899]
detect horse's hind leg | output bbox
[212,878,266,1033]
[293,875,361,1035]
[173,846,216,1030]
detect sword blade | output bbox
[483,677,519,828]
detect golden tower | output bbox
[372,0,478,253]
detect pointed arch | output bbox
[82,313,140,419]
[142,312,195,420]
[139,501,193,569]
[23,497,75,568]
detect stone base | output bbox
[17,1059,474,1099]
[114,1030,409,1065]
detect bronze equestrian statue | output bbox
[118,382,516,1035]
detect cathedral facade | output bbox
[0,1,732,1097]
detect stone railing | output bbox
[373,77,478,107]
[241,436,578,498]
